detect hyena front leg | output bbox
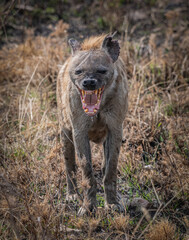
[62,128,77,201]
[103,126,124,211]
[73,129,97,215]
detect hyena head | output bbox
[68,35,120,116]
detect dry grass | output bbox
[0,18,189,239]
[145,219,177,240]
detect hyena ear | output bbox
[101,35,120,62]
[68,38,81,55]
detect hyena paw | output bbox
[78,204,96,216]
[105,202,125,213]
[78,206,88,216]
[66,193,78,203]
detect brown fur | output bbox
[81,34,107,50]
[57,35,128,214]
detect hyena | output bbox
[57,34,128,215]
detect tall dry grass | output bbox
[0,19,189,239]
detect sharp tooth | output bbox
[84,108,88,113]
[98,88,101,97]
[82,90,85,96]
[95,90,98,95]
[82,99,85,103]
[93,109,97,113]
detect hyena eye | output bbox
[97,69,107,74]
[75,69,83,75]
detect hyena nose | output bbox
[83,79,97,89]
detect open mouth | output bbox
[79,87,104,116]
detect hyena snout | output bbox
[82,79,97,90]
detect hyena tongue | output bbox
[84,92,97,105]
[82,91,100,116]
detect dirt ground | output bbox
[0,0,189,239]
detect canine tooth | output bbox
[93,109,97,113]
[84,108,88,112]
[82,90,85,96]
[82,99,85,103]
[95,90,98,94]
[98,88,101,96]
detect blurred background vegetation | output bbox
[1,0,188,46]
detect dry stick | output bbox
[105,232,114,240]
[37,74,50,91]
[150,179,161,206]
[137,203,162,240]
[11,213,30,235]
[131,214,145,239]
[137,185,186,239]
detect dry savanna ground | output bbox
[0,13,189,240]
